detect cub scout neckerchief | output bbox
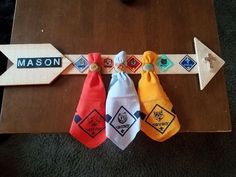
[106,51,140,150]
[69,53,106,148]
[138,51,180,142]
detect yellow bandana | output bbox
[138,51,180,142]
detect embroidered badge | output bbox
[156,54,174,72]
[110,106,136,136]
[73,56,89,73]
[126,56,142,73]
[79,109,105,137]
[145,104,175,134]
[102,57,114,72]
[179,55,197,72]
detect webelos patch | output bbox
[79,109,105,138]
[17,57,62,68]
[156,54,174,72]
[126,56,142,73]
[179,55,197,72]
[145,104,175,134]
[73,55,89,73]
[110,106,136,136]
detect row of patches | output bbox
[74,104,175,138]
[73,54,197,73]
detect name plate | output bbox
[17,57,62,68]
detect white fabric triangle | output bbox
[106,51,140,150]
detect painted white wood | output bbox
[0,44,71,86]
[62,54,198,75]
[194,37,225,90]
[0,38,225,90]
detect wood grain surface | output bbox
[0,0,231,133]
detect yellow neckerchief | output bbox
[138,51,180,142]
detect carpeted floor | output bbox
[0,0,235,177]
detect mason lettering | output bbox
[17,57,62,68]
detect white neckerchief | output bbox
[106,51,140,150]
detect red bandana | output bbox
[69,53,106,148]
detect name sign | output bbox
[17,57,62,68]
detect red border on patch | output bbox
[102,57,114,72]
[126,55,142,73]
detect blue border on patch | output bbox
[73,56,89,73]
[179,55,197,72]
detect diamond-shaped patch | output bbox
[126,56,142,73]
[79,109,105,138]
[110,106,136,136]
[145,104,175,134]
[179,55,197,72]
[156,54,174,72]
[102,57,114,72]
[73,56,89,73]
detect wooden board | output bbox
[0,44,71,86]
[0,0,231,133]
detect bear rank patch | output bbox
[145,104,175,134]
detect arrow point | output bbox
[194,38,225,90]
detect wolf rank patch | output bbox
[79,109,105,137]
[110,106,136,136]
[73,55,89,73]
[145,104,175,134]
